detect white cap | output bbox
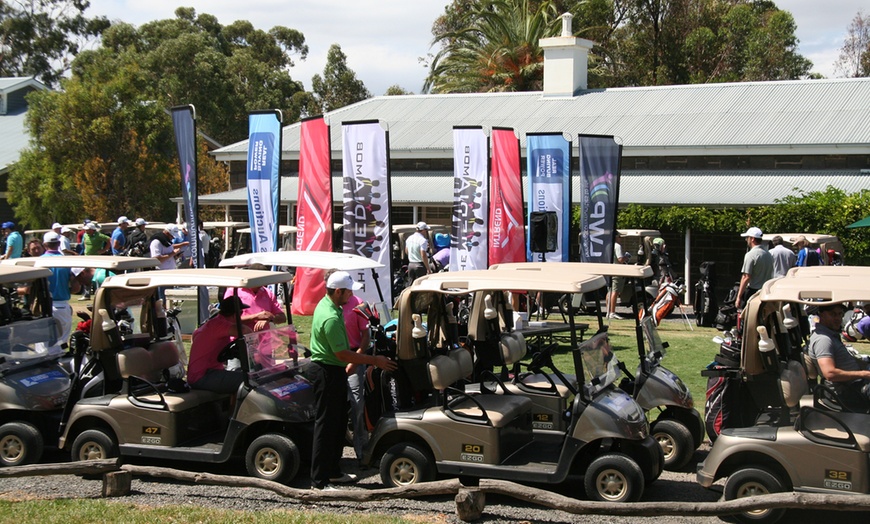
[326,270,363,290]
[416,221,430,231]
[85,222,98,230]
[135,218,147,226]
[60,226,72,234]
[167,225,180,236]
[740,227,763,239]
[43,231,61,243]
[117,216,132,225]
[51,222,62,230]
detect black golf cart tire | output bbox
[380,442,435,487]
[71,429,118,462]
[651,418,695,471]
[723,467,788,524]
[245,434,301,484]
[0,421,44,467]
[583,452,645,503]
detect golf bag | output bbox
[714,283,740,332]
[693,261,718,327]
[842,306,867,342]
[641,279,684,326]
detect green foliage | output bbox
[612,204,745,234]
[311,44,372,112]
[425,0,561,93]
[0,0,110,87]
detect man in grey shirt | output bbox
[768,235,796,278]
[809,302,870,400]
[736,227,773,309]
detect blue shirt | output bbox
[41,251,73,301]
[5,230,22,258]
[111,227,127,255]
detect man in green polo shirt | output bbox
[308,270,396,490]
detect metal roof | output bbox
[194,169,868,208]
[213,78,870,161]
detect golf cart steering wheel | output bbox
[217,338,244,363]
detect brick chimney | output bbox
[540,13,594,97]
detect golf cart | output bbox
[0,265,68,466]
[363,269,662,502]
[698,270,870,523]
[761,233,844,265]
[59,268,314,483]
[491,261,703,470]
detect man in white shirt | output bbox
[405,221,431,285]
[769,235,796,278]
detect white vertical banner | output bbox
[450,126,489,272]
[342,120,392,306]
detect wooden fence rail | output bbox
[3,460,870,522]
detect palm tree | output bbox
[424,0,562,93]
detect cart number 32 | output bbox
[824,469,852,490]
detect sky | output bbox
[84,1,866,96]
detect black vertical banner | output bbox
[579,135,622,263]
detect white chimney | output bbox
[540,13,594,97]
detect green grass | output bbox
[0,500,416,524]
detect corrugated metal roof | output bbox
[213,78,870,160]
[194,170,870,208]
[0,111,30,174]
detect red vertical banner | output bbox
[489,128,525,264]
[291,116,333,316]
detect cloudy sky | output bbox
[85,1,866,95]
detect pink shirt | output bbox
[224,287,283,329]
[187,314,237,384]
[342,295,370,350]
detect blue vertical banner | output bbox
[246,110,283,252]
[450,126,489,272]
[579,135,622,263]
[526,133,571,262]
[171,104,208,325]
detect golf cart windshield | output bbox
[641,316,666,358]
[579,332,621,396]
[242,325,313,416]
[0,317,63,365]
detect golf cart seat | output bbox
[779,359,811,409]
[118,343,225,412]
[429,348,531,427]
[805,354,870,414]
[800,407,870,452]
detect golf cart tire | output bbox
[583,452,645,503]
[651,419,695,471]
[380,442,435,488]
[245,434,300,484]
[71,429,118,462]
[0,421,44,467]
[723,467,788,524]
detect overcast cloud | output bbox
[86,1,866,95]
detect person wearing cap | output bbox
[150,224,182,271]
[0,221,22,260]
[769,235,796,278]
[187,296,252,394]
[405,221,432,284]
[308,270,396,489]
[607,233,628,320]
[223,264,286,331]
[41,232,83,348]
[809,303,870,402]
[126,218,148,256]
[794,235,821,267]
[736,227,774,309]
[431,232,450,271]
[111,216,132,255]
[175,223,192,267]
[82,222,110,255]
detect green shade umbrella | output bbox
[847,216,870,229]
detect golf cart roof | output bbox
[617,229,661,238]
[237,225,298,235]
[203,221,249,229]
[490,261,653,279]
[0,265,52,283]
[757,273,867,304]
[219,251,384,270]
[143,222,173,230]
[392,224,447,234]
[761,233,839,244]
[786,266,870,278]
[411,269,606,295]
[2,256,160,271]
[102,268,292,290]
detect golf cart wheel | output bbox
[584,453,645,503]
[380,443,435,487]
[0,421,44,467]
[245,434,300,484]
[71,429,118,462]
[651,419,695,471]
[723,468,787,524]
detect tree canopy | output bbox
[311,44,371,113]
[0,0,110,87]
[835,10,870,78]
